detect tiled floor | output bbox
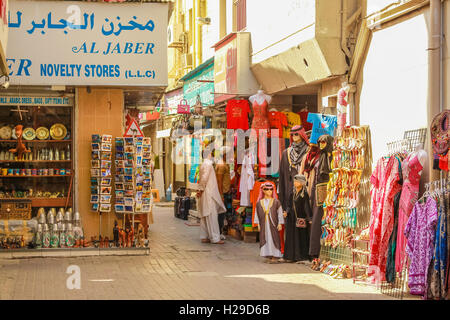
[0,206,395,300]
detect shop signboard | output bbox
[164,88,183,115]
[0,0,8,75]
[182,58,214,109]
[214,34,237,104]
[213,32,259,104]
[0,95,73,106]
[6,0,168,86]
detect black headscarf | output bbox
[317,134,334,178]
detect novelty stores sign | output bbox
[6,0,168,86]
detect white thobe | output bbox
[239,152,255,206]
[254,199,284,258]
[198,158,226,243]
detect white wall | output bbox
[246,0,315,63]
[367,0,400,15]
[201,0,220,63]
[360,12,429,166]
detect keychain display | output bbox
[321,126,370,249]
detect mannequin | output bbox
[309,134,334,261]
[239,149,255,206]
[337,81,350,134]
[254,182,284,263]
[282,174,312,263]
[278,125,310,212]
[249,89,272,176]
[249,89,271,130]
[395,143,427,272]
[299,144,321,204]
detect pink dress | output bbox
[369,156,402,275]
[395,154,423,272]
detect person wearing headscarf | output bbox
[196,140,226,244]
[254,182,284,263]
[282,174,312,263]
[278,125,309,213]
[309,134,334,260]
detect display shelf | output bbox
[0,160,71,163]
[0,140,72,143]
[0,197,68,207]
[0,175,71,178]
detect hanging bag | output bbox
[177,99,191,114]
[293,192,307,228]
[315,182,328,207]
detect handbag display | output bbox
[315,182,328,207]
[177,99,191,114]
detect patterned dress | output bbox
[396,154,423,272]
[369,156,402,275]
[405,197,438,297]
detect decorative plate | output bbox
[23,127,36,140]
[430,110,449,155]
[36,127,49,140]
[50,123,67,140]
[0,126,12,140]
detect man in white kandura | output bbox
[196,141,226,244]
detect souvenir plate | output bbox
[23,127,36,140]
[0,126,12,140]
[50,123,67,140]
[36,127,49,140]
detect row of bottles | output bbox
[0,145,70,161]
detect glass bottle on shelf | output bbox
[49,148,54,161]
[60,148,65,160]
[50,224,59,248]
[42,224,51,248]
[66,145,71,161]
[55,148,60,161]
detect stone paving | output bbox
[0,206,398,300]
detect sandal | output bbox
[212,240,225,244]
[201,239,211,243]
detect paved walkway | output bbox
[0,206,396,300]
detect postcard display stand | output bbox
[114,137,153,229]
[90,135,113,238]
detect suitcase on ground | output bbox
[174,197,182,218]
[179,197,191,220]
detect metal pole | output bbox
[427,0,442,182]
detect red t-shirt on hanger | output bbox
[268,111,288,136]
[226,99,251,130]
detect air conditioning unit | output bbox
[168,24,184,49]
[182,53,193,68]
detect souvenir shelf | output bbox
[90,134,113,213]
[114,136,153,219]
[0,104,73,212]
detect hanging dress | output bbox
[396,153,423,272]
[405,197,438,297]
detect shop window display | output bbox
[0,104,73,249]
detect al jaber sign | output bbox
[6,0,168,86]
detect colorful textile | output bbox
[251,100,270,130]
[268,111,288,136]
[405,197,438,297]
[368,156,402,275]
[396,153,423,272]
[225,99,250,130]
[307,113,337,145]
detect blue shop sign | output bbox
[182,58,214,109]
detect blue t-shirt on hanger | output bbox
[307,113,338,144]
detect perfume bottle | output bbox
[66,223,75,247]
[59,223,66,248]
[50,224,59,248]
[42,224,51,248]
